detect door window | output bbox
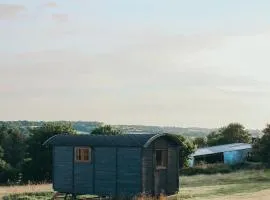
[156,150,167,169]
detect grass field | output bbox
[176,169,270,200]
[2,169,270,199]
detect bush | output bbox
[179,162,265,176]
[180,163,232,176]
[0,159,20,184]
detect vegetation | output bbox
[174,135,195,168]
[22,122,76,182]
[193,136,207,148]
[3,192,53,200]
[178,169,270,199]
[207,123,252,146]
[0,122,76,184]
[3,169,270,199]
[91,125,123,135]
[2,193,98,200]
[180,162,264,176]
[253,124,270,166]
[0,121,263,138]
[0,120,269,186]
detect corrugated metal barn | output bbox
[189,143,252,167]
[44,133,182,197]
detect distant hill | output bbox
[0,121,263,138]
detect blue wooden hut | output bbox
[44,133,181,197]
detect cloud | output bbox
[0,4,26,20]
[10,31,270,92]
[51,13,68,22]
[0,85,13,93]
[1,29,270,127]
[43,2,57,8]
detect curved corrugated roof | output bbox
[43,133,181,148]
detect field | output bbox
[1,170,270,199]
[176,169,270,200]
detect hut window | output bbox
[156,150,167,169]
[75,147,91,162]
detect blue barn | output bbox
[44,133,182,197]
[189,143,252,167]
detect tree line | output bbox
[0,121,270,184]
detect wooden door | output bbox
[154,149,167,195]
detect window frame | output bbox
[74,147,91,163]
[155,149,168,170]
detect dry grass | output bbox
[176,169,270,199]
[0,184,52,198]
[136,194,167,200]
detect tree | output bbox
[0,124,27,168]
[0,124,25,183]
[91,125,123,135]
[252,124,270,166]
[174,135,196,168]
[193,137,208,148]
[0,146,3,159]
[22,122,76,182]
[207,123,251,146]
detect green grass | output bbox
[176,169,270,199]
[2,192,53,200]
[2,193,96,200]
[3,169,270,200]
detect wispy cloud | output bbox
[0,4,26,20]
[43,2,57,8]
[1,0,270,127]
[51,13,68,22]
[0,85,13,93]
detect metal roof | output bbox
[43,133,181,148]
[192,143,252,157]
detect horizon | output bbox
[1,0,270,129]
[0,119,264,130]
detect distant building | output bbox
[189,143,252,167]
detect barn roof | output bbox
[192,143,252,157]
[43,133,181,148]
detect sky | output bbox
[0,0,270,129]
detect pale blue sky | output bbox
[1,0,270,128]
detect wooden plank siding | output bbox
[53,146,73,193]
[167,146,179,194]
[142,147,153,195]
[117,148,141,196]
[94,147,117,196]
[74,162,93,194]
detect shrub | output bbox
[0,159,20,184]
[180,163,232,176]
[179,162,265,176]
